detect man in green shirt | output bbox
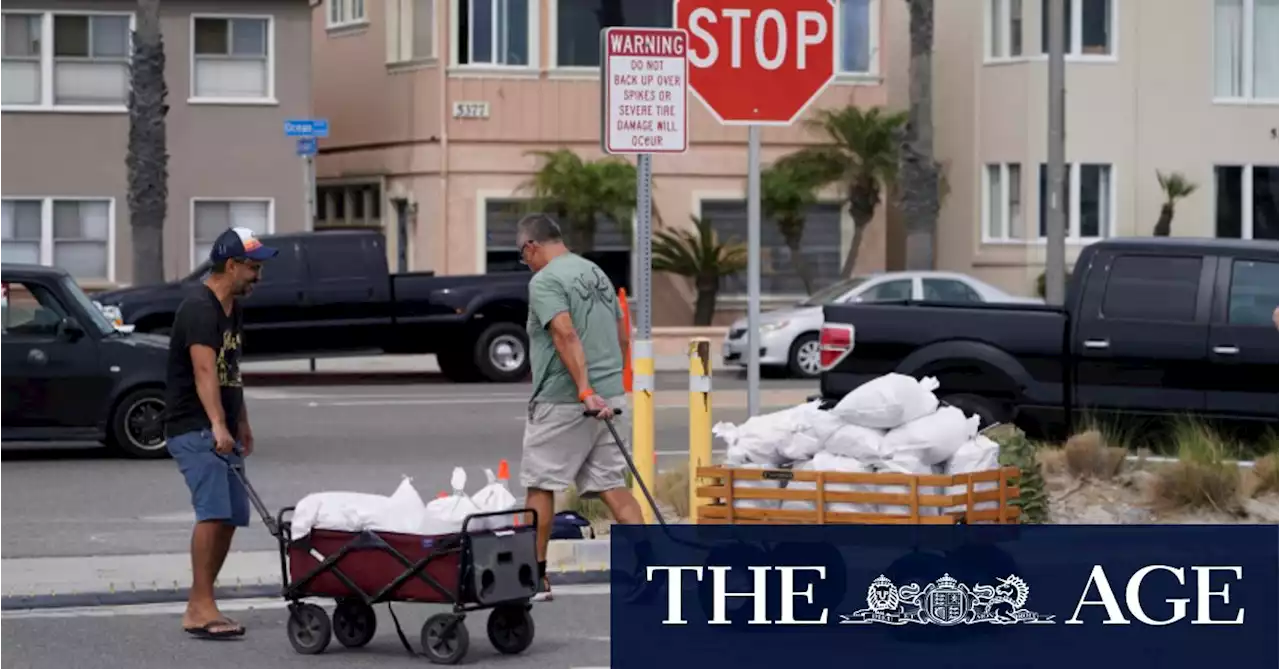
[516,213,644,600]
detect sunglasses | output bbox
[518,240,535,266]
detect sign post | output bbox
[601,26,689,524]
[676,0,837,417]
[285,119,330,231]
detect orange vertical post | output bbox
[619,287,633,393]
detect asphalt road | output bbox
[2,587,612,669]
[1,373,816,558]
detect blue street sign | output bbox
[284,119,329,138]
[296,138,317,156]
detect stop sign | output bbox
[675,0,837,125]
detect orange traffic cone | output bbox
[437,490,449,499]
[619,288,633,393]
[497,459,521,527]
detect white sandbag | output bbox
[714,405,807,466]
[944,435,1002,513]
[368,476,427,534]
[882,405,980,466]
[810,451,878,515]
[795,402,846,444]
[470,468,519,531]
[291,492,392,539]
[821,423,887,461]
[732,463,784,510]
[780,431,822,462]
[780,459,818,512]
[830,373,941,429]
[873,453,936,516]
[421,467,483,535]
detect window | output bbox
[1038,163,1113,240]
[1,11,132,109]
[327,0,367,28]
[987,0,1024,60]
[191,199,272,268]
[1,281,68,337]
[388,0,435,63]
[1040,0,1113,57]
[1214,0,1279,101]
[1214,165,1279,240]
[1228,260,1279,326]
[1101,255,1202,323]
[315,184,382,228]
[838,0,876,74]
[457,0,531,67]
[983,163,1024,241]
[191,16,272,101]
[859,279,912,302]
[554,1,672,68]
[482,199,630,289]
[1,198,113,280]
[924,279,984,303]
[703,200,843,296]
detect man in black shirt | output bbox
[164,226,276,639]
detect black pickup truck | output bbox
[93,229,534,382]
[819,237,1279,439]
[3,263,171,458]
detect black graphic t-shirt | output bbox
[164,285,244,439]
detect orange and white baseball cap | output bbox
[210,226,278,261]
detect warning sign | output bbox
[600,27,689,155]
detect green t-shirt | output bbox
[527,253,625,403]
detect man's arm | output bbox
[616,311,630,361]
[548,313,592,398]
[191,344,227,430]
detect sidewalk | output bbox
[242,353,701,377]
[0,539,613,611]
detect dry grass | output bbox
[561,486,614,522]
[1061,429,1128,481]
[1149,419,1242,513]
[654,462,691,520]
[1250,452,1278,497]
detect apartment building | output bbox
[928,0,1278,295]
[1,0,314,288]
[312,0,894,325]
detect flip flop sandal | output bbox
[184,621,245,639]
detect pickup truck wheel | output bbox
[787,333,822,378]
[438,351,482,383]
[109,388,170,459]
[941,393,1007,430]
[474,323,529,383]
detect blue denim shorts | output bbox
[167,429,249,527]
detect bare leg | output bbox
[525,488,555,562]
[600,488,645,525]
[183,521,240,633]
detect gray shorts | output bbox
[520,396,630,495]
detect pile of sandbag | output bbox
[290,466,520,539]
[712,372,1002,516]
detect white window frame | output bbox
[981,162,1025,243]
[448,0,539,77]
[188,197,276,270]
[1,196,117,282]
[326,0,368,30]
[387,0,437,66]
[1211,0,1279,104]
[1036,162,1117,242]
[0,10,136,113]
[835,0,881,82]
[985,0,1025,63]
[1036,0,1119,62]
[1213,164,1279,239]
[188,13,277,105]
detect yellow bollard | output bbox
[688,338,713,522]
[631,339,656,524]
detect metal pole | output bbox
[632,152,656,525]
[304,154,317,231]
[746,125,762,416]
[1045,0,1067,306]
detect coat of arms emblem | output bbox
[840,573,1055,626]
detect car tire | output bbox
[109,387,170,459]
[437,349,482,383]
[940,393,1008,430]
[473,322,530,383]
[786,333,823,379]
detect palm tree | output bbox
[651,216,748,326]
[781,106,906,278]
[897,0,943,270]
[520,149,637,253]
[126,0,169,286]
[1153,171,1197,237]
[760,157,826,294]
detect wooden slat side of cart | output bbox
[694,465,1023,525]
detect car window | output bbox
[1227,259,1279,326]
[859,279,912,302]
[1101,254,1201,322]
[306,237,377,281]
[1,281,69,337]
[923,279,984,303]
[257,242,304,285]
[801,276,870,306]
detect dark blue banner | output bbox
[610,525,1279,669]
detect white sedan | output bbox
[722,271,1043,378]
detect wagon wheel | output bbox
[420,613,469,665]
[286,603,332,655]
[487,605,535,655]
[332,599,378,648]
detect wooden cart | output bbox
[694,465,1023,525]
